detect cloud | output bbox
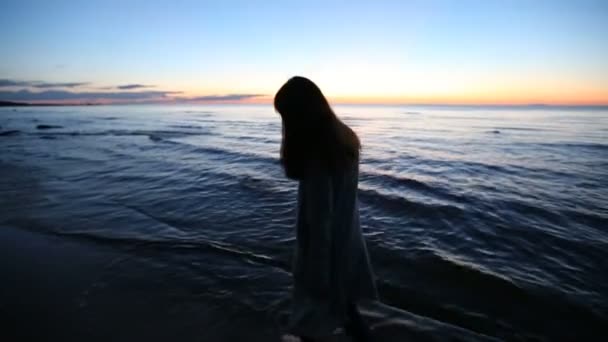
[0,89,181,102]
[182,94,264,101]
[31,82,89,88]
[116,84,154,90]
[0,79,264,103]
[0,79,30,87]
[34,82,89,88]
[0,79,88,88]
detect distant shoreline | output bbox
[0,100,100,107]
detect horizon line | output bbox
[2,99,608,109]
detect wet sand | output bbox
[0,225,279,341]
[1,225,499,341]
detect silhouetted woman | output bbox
[276,77,378,342]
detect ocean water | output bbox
[1,104,607,340]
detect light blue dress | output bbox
[287,160,378,337]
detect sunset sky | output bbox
[1,0,607,105]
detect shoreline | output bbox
[0,225,499,341]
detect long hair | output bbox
[274,76,360,180]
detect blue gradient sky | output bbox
[1,0,607,104]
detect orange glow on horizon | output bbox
[174,86,608,106]
[326,93,608,106]
[246,92,608,106]
[21,85,608,106]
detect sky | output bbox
[1,0,607,105]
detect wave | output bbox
[167,124,206,129]
[10,219,289,271]
[374,247,608,340]
[485,196,607,242]
[363,154,569,183]
[536,142,608,151]
[26,129,213,138]
[390,154,577,181]
[561,208,608,234]
[360,171,472,205]
[152,137,280,166]
[237,174,286,193]
[183,110,214,115]
[233,135,279,144]
[0,130,21,136]
[492,126,546,132]
[358,187,465,218]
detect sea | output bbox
[1,104,607,341]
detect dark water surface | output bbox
[1,104,607,341]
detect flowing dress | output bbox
[287,160,378,338]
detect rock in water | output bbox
[36,124,63,129]
[0,130,21,136]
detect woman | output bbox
[275,77,378,342]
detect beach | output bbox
[1,225,504,341]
